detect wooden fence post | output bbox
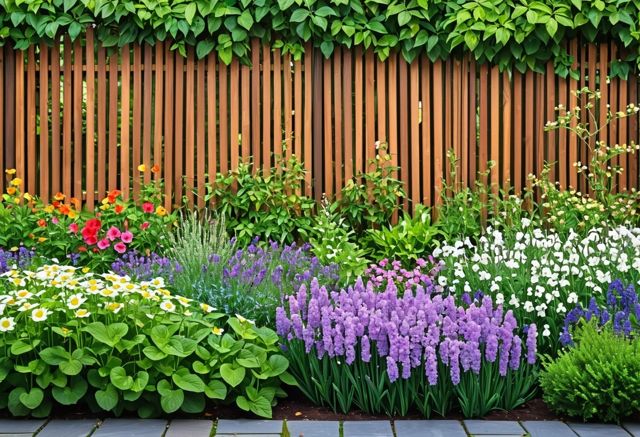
[4,47,15,170]
[312,47,324,202]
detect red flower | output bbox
[58,205,70,215]
[69,223,79,234]
[115,204,124,214]
[140,222,150,230]
[37,219,46,227]
[77,246,87,252]
[142,202,154,213]
[85,218,101,231]
[85,235,98,246]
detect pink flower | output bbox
[97,238,110,250]
[69,223,79,234]
[142,202,154,213]
[114,242,127,254]
[51,217,59,225]
[140,222,150,230]
[107,226,121,241]
[121,231,133,244]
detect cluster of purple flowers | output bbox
[560,280,640,346]
[0,247,34,273]
[277,277,537,385]
[363,257,442,291]
[111,251,182,282]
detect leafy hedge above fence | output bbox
[0,0,639,75]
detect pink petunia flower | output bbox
[97,238,110,250]
[69,223,79,234]
[142,202,155,213]
[121,231,133,244]
[114,242,127,254]
[107,226,121,241]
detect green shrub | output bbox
[0,264,293,418]
[540,323,640,423]
[364,204,442,265]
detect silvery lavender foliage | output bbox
[0,247,35,273]
[111,251,182,283]
[277,277,537,385]
[560,280,640,346]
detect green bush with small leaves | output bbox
[540,323,640,423]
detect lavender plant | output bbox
[364,257,442,292]
[276,277,538,417]
[111,251,182,283]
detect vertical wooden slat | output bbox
[108,49,118,191]
[558,69,568,189]
[365,51,376,166]
[587,44,597,189]
[207,52,217,192]
[535,73,545,180]
[163,46,174,209]
[174,54,184,204]
[354,47,363,175]
[460,57,469,185]
[444,61,453,182]
[490,66,500,192]
[26,46,36,195]
[546,61,556,181]
[304,45,313,195]
[410,61,420,209]
[421,56,432,205]
[629,71,638,189]
[153,43,164,184]
[599,42,609,161]
[502,70,511,187]
[241,61,250,161]
[376,59,386,145]
[568,39,578,189]
[469,59,477,186]
[143,46,153,185]
[0,49,3,191]
[219,62,228,175]
[333,49,343,194]
[185,50,195,207]
[262,46,271,173]
[323,56,332,196]
[120,44,130,199]
[96,46,106,200]
[432,60,444,205]
[39,44,50,204]
[478,64,489,184]
[230,59,240,170]
[197,57,206,208]
[251,40,261,165]
[132,45,142,199]
[342,49,353,182]
[85,32,95,209]
[513,71,523,193]
[399,58,409,210]
[15,50,24,184]
[619,70,629,190]
[63,38,72,195]
[525,71,535,190]
[283,53,293,159]
[294,50,303,161]
[273,51,282,159]
[453,59,462,185]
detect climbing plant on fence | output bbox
[1,0,640,75]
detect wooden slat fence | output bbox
[2,30,639,210]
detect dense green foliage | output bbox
[540,323,640,423]
[3,0,640,73]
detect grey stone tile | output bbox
[91,419,167,437]
[215,420,283,435]
[394,420,466,437]
[463,420,524,435]
[285,420,339,437]
[0,420,46,434]
[567,423,630,437]
[624,423,640,437]
[215,435,281,437]
[521,421,577,437]
[165,420,214,437]
[342,421,393,437]
[36,420,98,437]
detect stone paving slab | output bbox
[92,419,168,437]
[285,420,339,437]
[394,420,467,437]
[215,420,283,435]
[342,421,393,437]
[35,420,98,437]
[624,423,640,437]
[521,421,577,437]
[0,420,47,435]
[463,420,525,435]
[567,423,630,437]
[215,435,281,437]
[165,420,214,437]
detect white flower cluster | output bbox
[433,222,640,336]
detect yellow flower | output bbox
[200,303,216,313]
[43,205,55,213]
[68,210,77,219]
[75,309,91,318]
[105,302,124,313]
[0,317,15,332]
[4,169,16,175]
[6,187,16,195]
[23,193,32,201]
[99,204,110,211]
[10,178,22,187]
[137,164,147,172]
[82,267,90,274]
[212,327,224,336]
[155,206,167,217]
[38,237,47,243]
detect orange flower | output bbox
[37,219,46,227]
[58,205,70,215]
[78,246,87,252]
[107,189,121,204]
[155,206,167,217]
[151,164,160,173]
[52,201,60,208]
[6,187,16,195]
[69,197,80,210]
[54,192,65,201]
[115,204,125,214]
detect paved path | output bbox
[4,418,640,437]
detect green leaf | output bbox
[220,364,246,387]
[181,392,205,413]
[320,40,334,58]
[204,380,227,400]
[11,340,35,355]
[143,345,167,361]
[110,367,134,391]
[173,369,206,393]
[84,322,128,348]
[570,0,582,9]
[52,377,88,405]
[40,346,70,365]
[59,358,83,376]
[397,11,411,26]
[131,371,149,392]
[95,383,119,411]
[160,388,184,413]
[545,18,558,37]
[8,388,29,416]
[19,388,44,410]
[464,32,478,50]
[185,3,197,25]
[290,8,309,23]
[277,0,294,10]
[238,10,253,30]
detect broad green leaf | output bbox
[220,363,245,387]
[52,377,88,405]
[110,366,134,391]
[95,383,119,411]
[173,369,206,393]
[204,380,227,400]
[160,388,184,413]
[84,322,128,348]
[19,387,44,410]
[185,3,197,25]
